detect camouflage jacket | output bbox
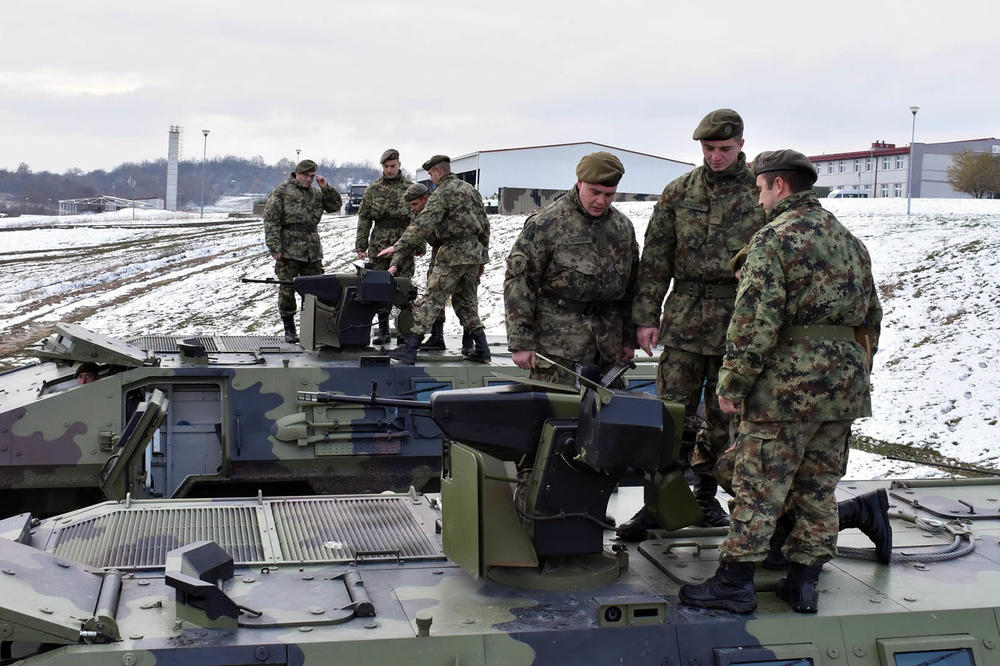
[391,173,489,268]
[717,190,883,422]
[355,174,412,254]
[504,184,640,363]
[263,177,343,262]
[632,154,766,355]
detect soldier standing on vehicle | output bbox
[263,159,342,343]
[356,149,413,345]
[377,155,491,364]
[504,151,638,386]
[618,109,766,538]
[678,149,882,615]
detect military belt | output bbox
[375,218,410,228]
[778,325,857,343]
[282,223,316,232]
[541,295,617,316]
[672,280,737,299]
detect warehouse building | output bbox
[415,141,693,214]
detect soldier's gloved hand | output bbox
[636,326,659,356]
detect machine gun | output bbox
[302,377,700,590]
[242,265,415,349]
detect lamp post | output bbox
[296,148,301,161]
[200,129,210,218]
[906,106,919,215]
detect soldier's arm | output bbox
[390,213,435,268]
[321,185,342,213]
[263,188,284,256]
[620,229,641,349]
[503,220,546,351]
[631,198,677,327]
[717,231,785,403]
[355,190,375,252]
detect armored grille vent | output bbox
[52,506,265,569]
[127,335,300,353]
[272,497,441,562]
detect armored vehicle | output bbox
[0,380,994,665]
[344,183,368,214]
[0,267,658,517]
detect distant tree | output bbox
[947,150,1000,199]
[16,162,30,175]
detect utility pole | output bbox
[201,129,210,218]
[907,106,919,215]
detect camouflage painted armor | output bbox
[263,177,342,263]
[504,184,639,376]
[356,174,415,277]
[392,174,489,334]
[717,189,881,565]
[263,176,342,316]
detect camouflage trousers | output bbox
[274,258,323,316]
[412,263,482,335]
[657,347,730,473]
[719,419,853,565]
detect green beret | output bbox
[404,183,429,201]
[575,151,625,186]
[421,154,450,171]
[75,362,101,376]
[729,245,749,276]
[380,148,399,164]
[294,159,318,174]
[692,109,744,141]
[753,149,818,183]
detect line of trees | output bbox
[0,157,384,216]
[947,150,1000,199]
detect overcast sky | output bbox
[2,0,998,175]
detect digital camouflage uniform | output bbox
[717,189,882,565]
[390,173,490,335]
[356,173,415,280]
[632,153,765,470]
[263,176,342,316]
[505,184,639,386]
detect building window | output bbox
[854,159,861,172]
[828,163,834,174]
[866,158,873,172]
[881,184,890,197]
[882,156,891,170]
[896,154,905,169]
[838,161,845,173]
[894,183,903,197]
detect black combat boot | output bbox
[372,313,391,346]
[694,475,730,527]
[679,560,757,613]
[420,318,446,350]
[616,505,659,542]
[389,333,423,365]
[762,511,795,570]
[838,489,892,564]
[463,328,491,363]
[461,328,474,356]
[281,315,299,344]
[776,562,823,613]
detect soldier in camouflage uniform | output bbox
[263,159,343,342]
[621,109,766,537]
[679,149,883,615]
[378,155,491,364]
[504,152,638,386]
[356,149,414,345]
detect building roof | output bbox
[453,141,693,166]
[809,146,909,162]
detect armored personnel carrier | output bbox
[0,267,658,517]
[0,380,993,665]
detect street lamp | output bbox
[296,148,301,161]
[906,106,919,215]
[200,129,210,218]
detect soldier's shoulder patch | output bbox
[506,253,528,276]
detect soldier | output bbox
[377,155,491,364]
[356,148,414,345]
[679,149,882,615]
[504,151,638,386]
[620,109,766,537]
[263,159,343,343]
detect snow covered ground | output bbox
[3,196,999,480]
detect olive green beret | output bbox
[421,154,450,171]
[294,159,318,174]
[404,183,429,201]
[729,245,749,276]
[753,149,818,183]
[692,109,744,141]
[75,362,101,376]
[575,151,625,186]
[380,148,399,164]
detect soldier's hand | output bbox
[357,250,367,260]
[478,264,485,277]
[620,347,635,363]
[388,265,398,276]
[377,246,396,258]
[512,350,536,370]
[718,395,741,415]
[637,326,659,356]
[315,174,328,188]
[271,252,281,260]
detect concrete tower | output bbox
[166,126,182,211]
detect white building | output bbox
[415,141,693,214]
[810,138,1000,199]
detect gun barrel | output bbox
[299,391,432,410]
[240,277,294,286]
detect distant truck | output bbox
[345,183,368,214]
[828,188,869,199]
